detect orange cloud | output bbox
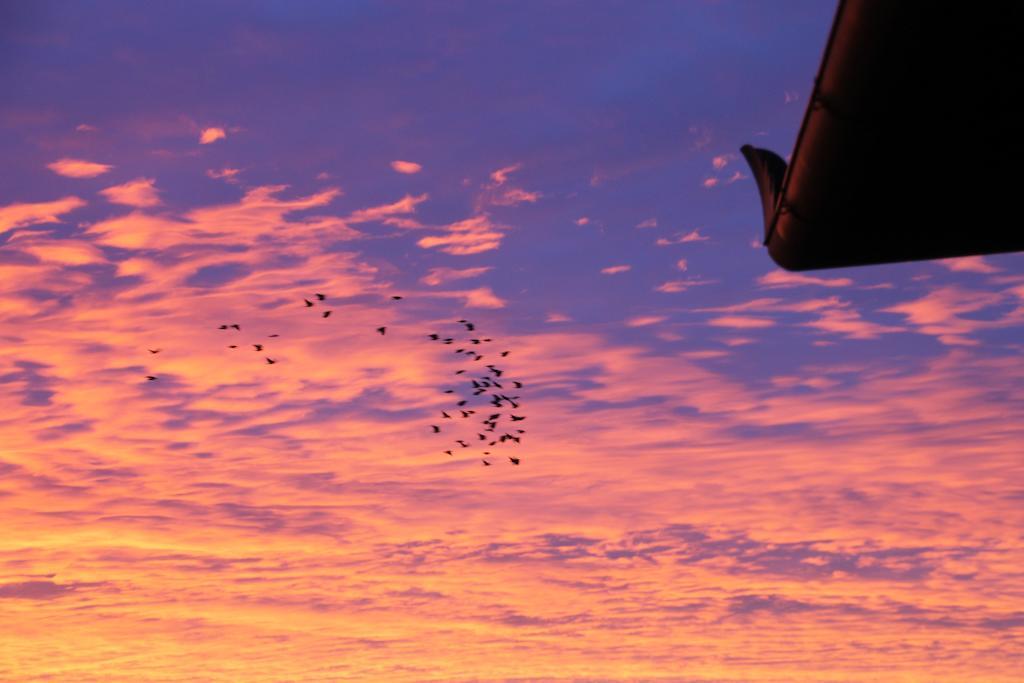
[199,127,226,144]
[46,158,113,178]
[676,258,688,271]
[390,160,422,174]
[100,178,161,207]
[702,177,719,188]
[601,265,631,275]
[575,217,590,226]
[0,196,86,235]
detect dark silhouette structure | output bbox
[742,0,1023,271]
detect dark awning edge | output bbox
[740,0,1024,271]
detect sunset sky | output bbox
[2,2,1023,681]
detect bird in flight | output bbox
[148,348,161,354]
[510,415,526,421]
[377,327,386,335]
[482,459,491,466]
[391,295,403,300]
[231,324,240,330]
[266,358,277,364]
[509,457,520,465]
[441,411,451,419]
[428,334,440,340]
[456,440,468,448]
[268,334,280,338]
[253,344,263,351]
[431,425,440,433]
[444,450,453,456]
[322,311,332,318]
[315,293,326,301]
[145,375,157,381]
[304,299,314,307]
[228,345,238,349]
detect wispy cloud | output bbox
[390,160,422,174]
[636,218,657,229]
[938,256,1000,274]
[657,229,708,246]
[626,315,666,327]
[199,127,226,144]
[99,178,161,207]
[420,266,492,286]
[758,270,854,289]
[206,168,242,183]
[0,197,86,235]
[417,215,505,255]
[601,265,631,275]
[47,158,113,179]
[347,193,427,227]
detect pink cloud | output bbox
[803,307,903,340]
[47,158,113,179]
[702,177,719,188]
[489,187,540,206]
[725,170,748,184]
[882,285,1019,345]
[206,168,241,183]
[199,127,226,144]
[75,123,97,132]
[758,270,854,289]
[575,217,590,226]
[707,315,775,329]
[417,215,505,255]
[100,178,161,207]
[711,154,733,170]
[676,258,688,272]
[636,217,657,229]
[657,229,708,246]
[424,286,505,308]
[420,266,492,286]
[626,315,667,327]
[938,256,1000,274]
[390,160,422,174]
[347,193,427,226]
[0,196,86,235]
[601,265,631,275]
[489,163,521,185]
[655,277,713,293]
[546,312,571,323]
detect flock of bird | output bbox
[143,293,527,467]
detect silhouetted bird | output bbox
[443,390,454,394]
[444,450,452,456]
[455,370,466,375]
[315,293,326,301]
[501,351,509,357]
[304,299,314,307]
[513,381,523,388]
[219,325,228,329]
[391,295,403,300]
[510,415,525,421]
[460,410,473,418]
[377,327,386,335]
[482,459,491,466]
[443,338,454,344]
[322,311,332,318]
[230,324,240,330]
[145,376,157,381]
[428,334,440,340]
[431,425,440,433]
[253,344,263,351]
[441,411,451,419]
[148,349,161,354]
[456,440,468,447]
[228,345,238,349]
[489,414,501,421]
[478,433,486,440]
[269,334,280,338]
[457,400,467,406]
[509,457,520,465]
[266,358,276,364]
